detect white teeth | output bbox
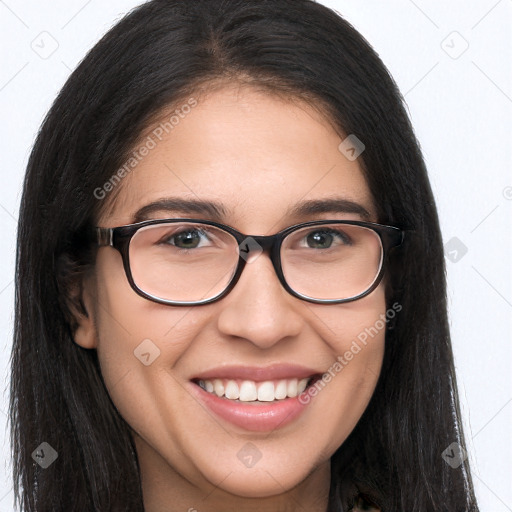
[198,377,311,401]
[213,379,224,397]
[239,380,257,402]
[297,378,309,394]
[275,380,287,400]
[287,379,298,398]
[225,380,240,400]
[257,381,274,402]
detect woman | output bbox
[10,0,479,510]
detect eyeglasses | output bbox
[96,219,404,306]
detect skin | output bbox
[74,83,387,512]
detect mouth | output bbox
[192,376,320,403]
[189,365,322,431]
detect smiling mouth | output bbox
[193,376,320,403]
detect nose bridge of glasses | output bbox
[235,234,281,279]
[240,234,276,253]
[236,234,281,270]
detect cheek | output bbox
[93,248,201,342]
[89,252,202,415]
[300,284,387,437]
[309,282,387,359]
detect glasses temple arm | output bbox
[96,227,113,247]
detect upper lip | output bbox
[191,364,320,382]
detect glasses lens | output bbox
[129,222,239,303]
[281,223,383,301]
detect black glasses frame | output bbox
[96,218,404,306]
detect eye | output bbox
[160,227,212,249]
[303,228,352,249]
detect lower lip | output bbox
[189,383,312,432]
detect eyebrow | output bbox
[288,198,371,220]
[133,198,228,223]
[132,196,371,223]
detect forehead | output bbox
[99,85,376,230]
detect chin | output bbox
[212,467,301,498]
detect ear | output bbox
[71,276,98,349]
[57,252,98,349]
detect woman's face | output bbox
[76,84,387,508]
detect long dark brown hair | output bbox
[10,0,479,510]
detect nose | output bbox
[215,252,305,349]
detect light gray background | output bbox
[0,1,510,510]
